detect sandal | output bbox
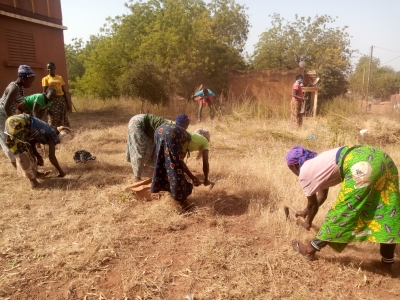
[36,170,52,179]
[292,240,314,261]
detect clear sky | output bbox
[62,0,400,71]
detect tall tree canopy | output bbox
[252,14,353,99]
[67,0,249,99]
[348,56,400,100]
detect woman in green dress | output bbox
[286,145,400,274]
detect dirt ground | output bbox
[1,105,400,300]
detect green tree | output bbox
[71,0,249,98]
[252,14,353,99]
[349,56,399,100]
[119,60,169,111]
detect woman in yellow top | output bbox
[182,128,211,186]
[42,62,71,129]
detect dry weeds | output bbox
[0,97,400,299]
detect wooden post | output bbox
[313,91,318,117]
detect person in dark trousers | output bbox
[193,88,216,122]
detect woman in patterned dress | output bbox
[151,115,201,207]
[5,114,69,188]
[126,114,173,182]
[0,65,35,167]
[286,145,400,274]
[42,62,71,129]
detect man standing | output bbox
[290,74,304,128]
[193,88,216,122]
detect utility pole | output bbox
[365,46,373,113]
[362,67,365,97]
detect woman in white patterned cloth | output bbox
[0,65,35,168]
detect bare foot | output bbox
[292,240,317,260]
[57,171,66,178]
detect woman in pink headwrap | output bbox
[286,145,400,275]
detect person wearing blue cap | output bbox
[0,65,36,168]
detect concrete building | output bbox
[0,0,68,94]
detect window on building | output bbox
[6,29,36,63]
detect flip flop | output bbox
[292,240,314,261]
[36,170,52,178]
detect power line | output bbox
[374,46,400,54]
[354,50,369,57]
[381,55,400,66]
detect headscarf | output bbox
[285,146,317,168]
[18,65,35,78]
[194,128,210,141]
[57,126,75,144]
[194,128,211,160]
[175,114,190,128]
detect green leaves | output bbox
[65,0,249,99]
[349,56,399,99]
[252,14,353,99]
[119,60,168,105]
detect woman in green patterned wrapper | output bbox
[126,113,174,182]
[286,145,400,274]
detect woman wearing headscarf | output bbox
[0,65,36,167]
[286,145,400,273]
[42,62,71,129]
[183,128,211,186]
[151,114,201,207]
[5,113,73,188]
[126,113,174,182]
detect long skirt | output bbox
[0,108,15,162]
[5,114,37,179]
[317,146,400,246]
[48,95,70,129]
[126,114,155,178]
[290,99,303,127]
[150,123,193,201]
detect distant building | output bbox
[0,0,68,94]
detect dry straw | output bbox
[0,95,400,299]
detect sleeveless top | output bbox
[0,82,25,116]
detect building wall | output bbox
[0,0,67,95]
[227,68,304,105]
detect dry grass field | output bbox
[1,96,400,299]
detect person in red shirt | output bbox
[290,74,304,128]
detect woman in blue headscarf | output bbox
[151,114,201,208]
[0,65,36,168]
[126,113,192,182]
